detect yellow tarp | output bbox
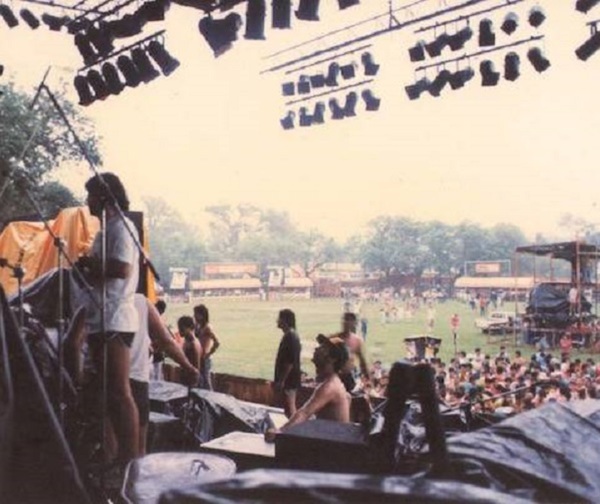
[0,206,155,301]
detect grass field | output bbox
[162,298,544,380]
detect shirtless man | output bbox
[331,312,369,392]
[194,304,220,390]
[265,334,350,442]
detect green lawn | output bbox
[163,298,548,380]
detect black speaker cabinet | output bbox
[275,419,369,473]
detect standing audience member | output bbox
[194,304,220,390]
[77,172,140,465]
[331,312,369,392]
[274,309,302,417]
[179,316,202,386]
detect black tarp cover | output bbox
[526,283,591,321]
[158,468,530,503]
[447,399,600,502]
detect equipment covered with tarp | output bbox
[187,389,273,444]
[158,468,530,503]
[447,399,600,502]
[0,286,89,503]
[526,283,591,327]
[0,207,98,297]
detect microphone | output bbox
[29,67,51,110]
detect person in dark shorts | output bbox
[77,172,140,464]
[274,309,302,418]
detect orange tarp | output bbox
[0,206,155,301]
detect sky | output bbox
[2,0,600,242]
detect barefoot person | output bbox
[77,172,140,464]
[273,309,302,418]
[265,334,350,442]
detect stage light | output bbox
[137,0,170,22]
[309,73,326,88]
[86,69,109,100]
[338,0,359,9]
[480,60,500,86]
[74,33,98,65]
[448,26,473,51]
[340,63,356,80]
[479,19,495,47]
[576,0,600,14]
[198,13,242,57]
[73,75,94,106]
[408,41,426,62]
[576,31,600,61]
[425,33,449,57]
[299,106,312,127]
[106,13,145,38]
[528,7,545,28]
[131,47,160,83]
[280,111,295,130]
[87,23,115,57]
[504,52,520,81]
[296,0,319,21]
[329,98,344,119]
[297,75,311,94]
[0,5,19,28]
[147,40,180,76]
[67,17,90,34]
[501,13,518,35]
[527,47,550,72]
[325,62,340,86]
[101,62,124,95]
[428,69,451,97]
[281,81,295,96]
[42,13,70,31]
[361,89,380,111]
[116,54,142,87]
[342,91,358,117]
[448,67,474,90]
[272,0,291,29]
[245,0,266,40]
[361,52,379,76]
[219,0,245,11]
[312,102,326,124]
[20,9,40,29]
[405,77,430,100]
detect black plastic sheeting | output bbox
[527,283,591,315]
[447,399,600,503]
[158,468,531,504]
[0,286,90,503]
[187,389,272,444]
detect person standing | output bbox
[194,304,220,390]
[450,313,460,354]
[331,312,369,393]
[78,172,140,464]
[151,299,167,380]
[274,309,302,418]
[179,316,202,386]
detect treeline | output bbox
[144,199,535,284]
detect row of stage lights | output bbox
[281,52,379,97]
[280,89,381,130]
[73,36,179,106]
[407,6,546,62]
[0,4,73,31]
[405,46,550,100]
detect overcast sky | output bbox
[2,0,600,241]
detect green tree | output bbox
[0,80,101,225]
[144,196,207,285]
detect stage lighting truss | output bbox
[405,34,548,100]
[72,29,179,106]
[576,19,600,61]
[407,0,541,63]
[279,84,381,130]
